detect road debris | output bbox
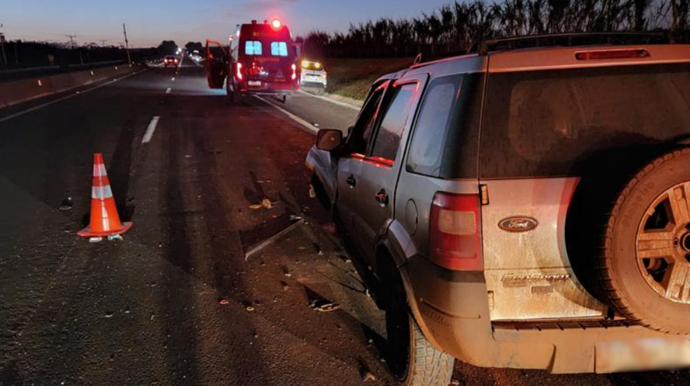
[246,306,255,312]
[322,223,337,234]
[249,198,277,210]
[361,370,376,382]
[310,299,341,313]
[219,299,230,305]
[88,237,103,243]
[244,219,305,260]
[59,197,73,211]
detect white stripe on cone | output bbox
[92,185,114,200]
[93,164,107,177]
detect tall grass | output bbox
[302,0,690,58]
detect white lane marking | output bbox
[254,96,319,135]
[142,116,160,144]
[0,70,145,124]
[171,77,175,81]
[165,88,171,94]
[297,90,361,111]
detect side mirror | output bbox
[316,129,343,152]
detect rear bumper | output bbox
[402,255,690,373]
[238,79,298,95]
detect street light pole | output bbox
[122,24,131,65]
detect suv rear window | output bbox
[480,63,690,178]
[406,74,483,178]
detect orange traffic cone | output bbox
[78,153,132,238]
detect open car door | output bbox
[205,39,228,89]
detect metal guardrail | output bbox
[0,60,127,82]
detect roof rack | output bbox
[479,32,669,54]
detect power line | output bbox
[99,39,107,47]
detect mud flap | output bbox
[205,39,228,89]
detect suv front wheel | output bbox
[385,265,454,386]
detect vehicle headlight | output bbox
[314,62,322,69]
[301,60,310,69]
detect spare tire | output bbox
[600,148,690,334]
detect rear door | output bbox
[205,39,228,89]
[335,82,388,239]
[242,39,296,87]
[353,75,427,264]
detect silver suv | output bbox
[306,34,690,385]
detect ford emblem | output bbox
[498,217,538,233]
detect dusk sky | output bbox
[3,0,454,48]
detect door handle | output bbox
[374,189,389,206]
[346,175,356,188]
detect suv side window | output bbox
[370,83,417,162]
[407,75,462,177]
[349,84,386,154]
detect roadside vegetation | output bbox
[304,0,690,59]
[322,57,412,100]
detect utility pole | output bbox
[99,39,107,47]
[122,23,131,65]
[0,24,7,68]
[65,34,77,49]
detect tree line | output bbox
[302,0,690,58]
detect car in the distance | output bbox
[306,33,690,385]
[164,55,179,67]
[300,59,327,89]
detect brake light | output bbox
[291,64,297,80]
[237,62,243,80]
[429,192,482,271]
[575,48,650,60]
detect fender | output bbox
[305,147,337,205]
[381,219,418,268]
[376,220,445,353]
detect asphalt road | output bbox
[1,58,689,386]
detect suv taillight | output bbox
[236,62,243,80]
[429,192,483,271]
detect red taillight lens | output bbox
[291,64,297,80]
[236,62,243,80]
[575,48,649,61]
[429,192,482,271]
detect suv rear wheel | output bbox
[601,148,690,335]
[384,263,454,386]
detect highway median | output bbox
[0,63,145,110]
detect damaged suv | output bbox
[306,33,690,385]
